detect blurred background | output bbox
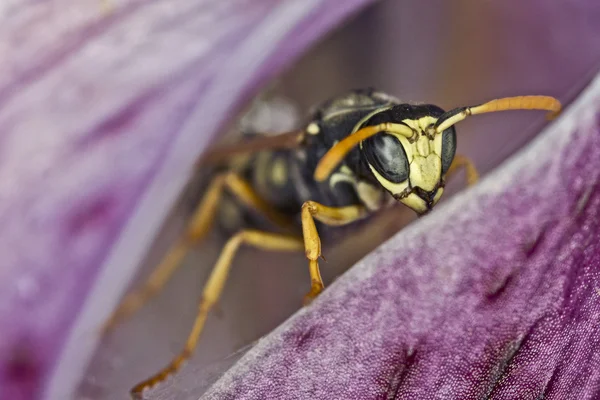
[79,1,600,399]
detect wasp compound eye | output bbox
[441,127,457,174]
[363,133,409,183]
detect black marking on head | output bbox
[391,103,446,121]
[361,103,445,129]
[413,182,443,211]
[362,133,409,183]
[441,127,457,174]
[392,186,413,201]
[413,187,437,204]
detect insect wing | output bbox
[199,130,305,165]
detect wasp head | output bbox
[360,104,457,215]
[316,94,559,215]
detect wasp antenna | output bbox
[434,95,562,134]
[314,123,412,181]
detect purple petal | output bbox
[0,1,375,399]
[201,65,600,399]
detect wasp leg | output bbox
[130,230,303,398]
[301,201,367,304]
[104,172,293,333]
[446,155,479,187]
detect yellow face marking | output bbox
[433,187,444,204]
[401,116,437,132]
[433,132,443,157]
[399,193,428,214]
[404,117,443,192]
[416,135,430,157]
[409,154,441,192]
[398,186,444,214]
[374,117,442,194]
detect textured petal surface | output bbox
[202,72,600,398]
[0,1,375,399]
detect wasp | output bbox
[104,88,561,397]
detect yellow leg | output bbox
[130,230,303,398]
[224,172,294,230]
[104,172,292,332]
[300,201,367,303]
[446,154,479,187]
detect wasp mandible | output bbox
[104,88,561,397]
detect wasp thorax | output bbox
[360,105,457,214]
